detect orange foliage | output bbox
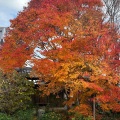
[73,104,93,116]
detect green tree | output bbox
[0,71,34,114]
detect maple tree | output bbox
[0,0,120,117]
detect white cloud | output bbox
[0,0,30,11]
[0,0,30,27]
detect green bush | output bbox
[0,113,13,120]
[101,112,120,120]
[0,108,35,120]
[40,112,62,120]
[13,109,34,120]
[69,112,92,120]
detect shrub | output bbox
[101,111,120,120]
[40,112,62,120]
[68,112,92,120]
[74,114,92,120]
[13,109,34,120]
[0,108,35,120]
[0,113,13,120]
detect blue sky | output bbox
[0,0,30,27]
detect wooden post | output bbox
[93,98,96,120]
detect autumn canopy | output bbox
[0,0,120,116]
